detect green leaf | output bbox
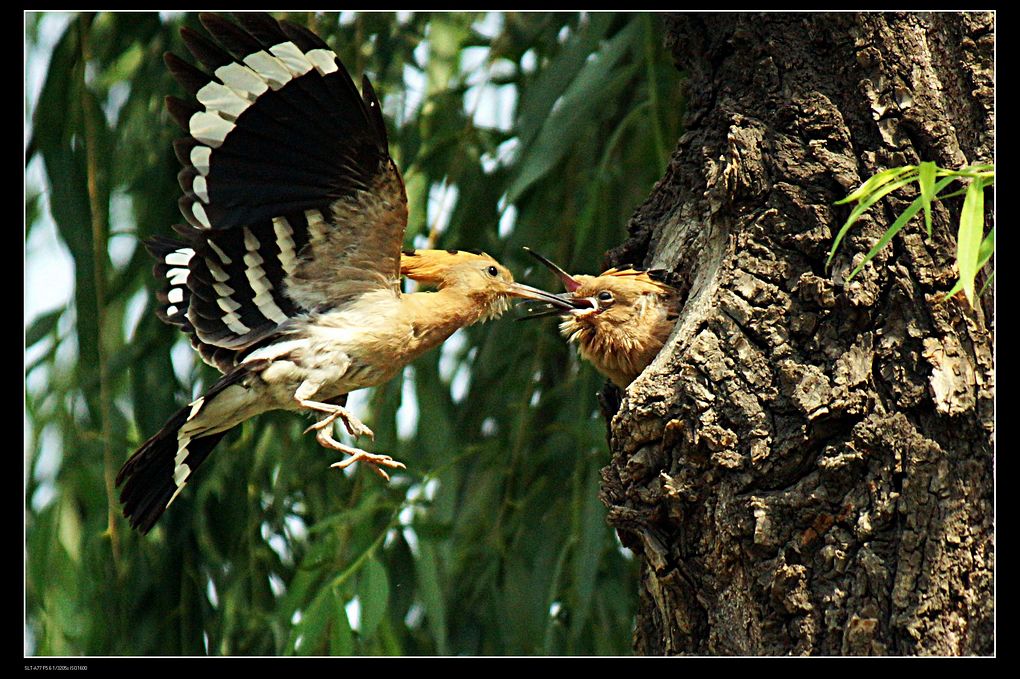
[26,308,63,347]
[357,558,390,639]
[957,178,986,305]
[416,541,449,654]
[835,165,914,205]
[291,583,348,656]
[828,173,918,267]
[329,593,355,656]
[918,160,935,236]
[943,224,993,300]
[507,20,642,202]
[515,13,615,151]
[847,176,955,281]
[977,225,995,269]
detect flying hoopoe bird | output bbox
[521,248,682,388]
[116,13,570,534]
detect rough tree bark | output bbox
[601,12,994,655]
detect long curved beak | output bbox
[522,247,582,292]
[506,282,580,309]
[514,292,596,322]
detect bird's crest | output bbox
[592,267,677,295]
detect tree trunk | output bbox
[601,12,994,656]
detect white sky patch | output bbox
[25,160,74,321]
[402,525,420,557]
[520,49,538,74]
[398,503,414,528]
[473,12,503,39]
[438,329,467,382]
[103,80,131,126]
[413,37,429,69]
[284,513,307,544]
[345,596,361,632]
[614,530,635,560]
[25,14,73,129]
[423,477,439,501]
[450,363,471,403]
[404,602,425,628]
[170,337,196,387]
[530,388,542,408]
[400,62,426,125]
[460,40,517,133]
[427,180,458,237]
[122,287,148,341]
[260,521,293,567]
[449,346,477,403]
[206,576,219,608]
[498,203,517,238]
[466,81,516,132]
[345,387,372,427]
[29,427,62,511]
[109,206,137,267]
[396,366,419,441]
[488,137,520,173]
[480,417,497,437]
[461,46,489,76]
[269,572,286,598]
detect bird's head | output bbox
[401,249,574,321]
[520,248,681,387]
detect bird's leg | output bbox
[311,425,406,481]
[296,395,404,479]
[299,398,374,439]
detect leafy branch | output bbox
[827,162,994,307]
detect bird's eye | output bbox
[597,290,614,303]
[486,265,499,277]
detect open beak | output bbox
[513,291,597,322]
[522,247,582,292]
[516,247,596,320]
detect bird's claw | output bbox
[331,451,406,481]
[313,428,403,481]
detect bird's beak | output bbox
[514,292,597,322]
[522,247,582,292]
[506,282,581,309]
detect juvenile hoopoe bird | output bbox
[116,13,569,534]
[522,248,682,388]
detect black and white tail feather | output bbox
[117,13,406,533]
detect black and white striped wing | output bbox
[155,12,408,366]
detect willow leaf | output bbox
[957,178,986,305]
[918,160,935,236]
[847,176,955,281]
[828,174,919,266]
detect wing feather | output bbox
[155,12,408,370]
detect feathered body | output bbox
[558,269,680,388]
[118,13,565,533]
[523,250,682,388]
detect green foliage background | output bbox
[25,12,683,656]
